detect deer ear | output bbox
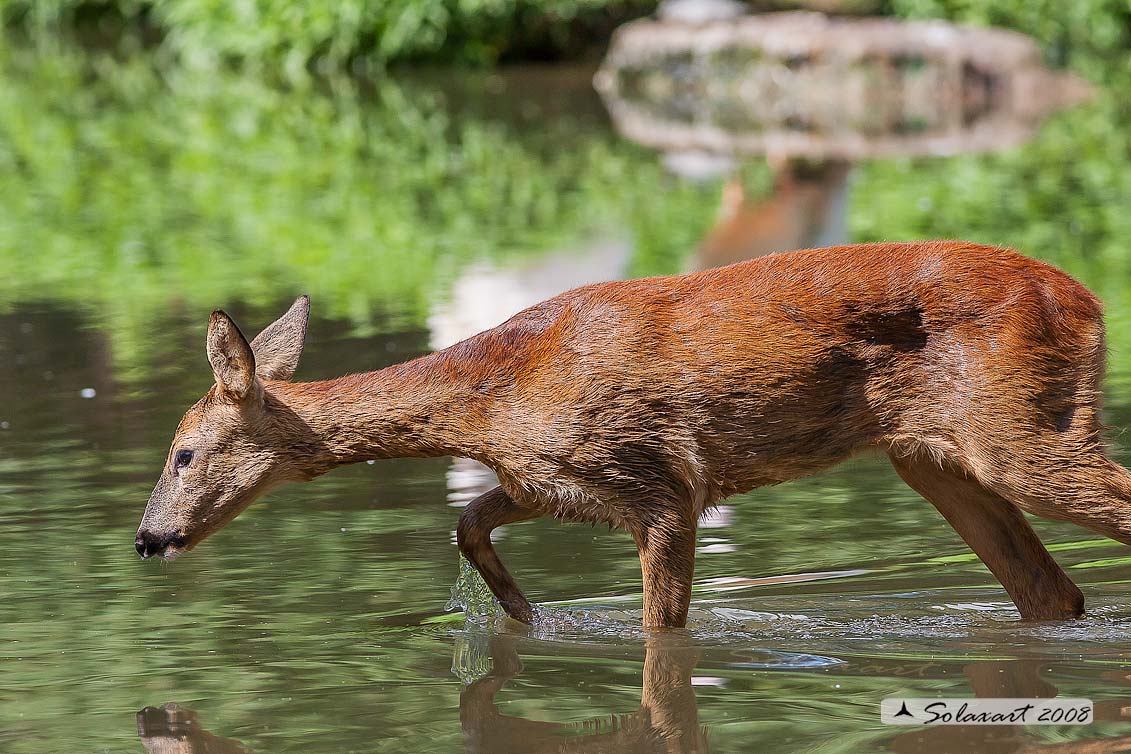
[207,310,256,399]
[249,295,309,381]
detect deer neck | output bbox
[268,351,493,476]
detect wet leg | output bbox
[456,486,542,624]
[634,514,698,629]
[890,453,1084,620]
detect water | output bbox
[3,35,1131,754]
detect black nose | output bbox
[135,531,184,559]
[135,531,158,558]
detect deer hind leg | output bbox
[889,453,1084,620]
[956,338,1131,545]
[973,308,1131,544]
[633,512,698,629]
[976,449,1131,547]
[456,486,542,624]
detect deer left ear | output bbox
[207,310,256,400]
[250,295,309,381]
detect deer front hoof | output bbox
[501,599,535,625]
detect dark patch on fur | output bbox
[855,307,927,352]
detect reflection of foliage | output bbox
[0,44,716,379]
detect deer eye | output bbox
[174,450,194,469]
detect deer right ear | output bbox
[206,310,256,400]
[249,295,309,382]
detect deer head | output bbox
[134,296,311,560]
[137,703,252,754]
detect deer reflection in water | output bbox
[137,703,251,754]
[135,648,1131,754]
[694,158,852,271]
[459,633,708,754]
[131,635,708,754]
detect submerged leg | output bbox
[456,486,542,623]
[889,453,1084,620]
[634,513,698,629]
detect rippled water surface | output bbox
[2,39,1131,754]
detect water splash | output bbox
[450,632,495,684]
[446,554,502,625]
[442,561,1131,668]
[442,567,844,667]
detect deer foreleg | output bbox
[456,486,542,623]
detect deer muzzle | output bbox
[134,530,188,560]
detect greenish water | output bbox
[3,42,1131,753]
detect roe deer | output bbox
[135,241,1131,628]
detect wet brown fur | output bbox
[138,241,1131,628]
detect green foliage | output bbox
[882,0,1131,74]
[0,0,656,68]
[4,0,1130,72]
[3,0,1130,73]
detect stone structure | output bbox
[595,11,1092,160]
